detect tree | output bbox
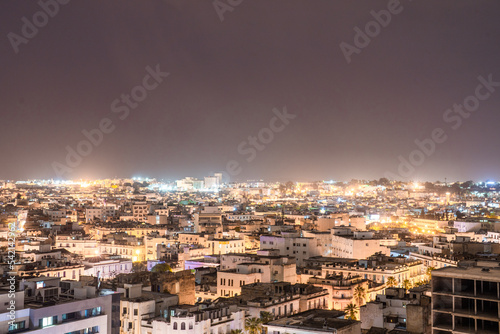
[378,178,390,186]
[152,263,172,273]
[386,276,397,288]
[260,311,274,324]
[132,261,146,273]
[402,279,412,292]
[425,267,436,283]
[230,330,243,334]
[245,317,263,334]
[354,286,366,307]
[414,280,424,287]
[344,303,358,320]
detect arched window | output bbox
[173,322,177,330]
[181,322,186,330]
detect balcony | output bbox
[454,316,475,334]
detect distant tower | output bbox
[214,173,223,185]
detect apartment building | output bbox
[432,265,500,334]
[86,206,116,223]
[360,287,431,333]
[217,251,296,297]
[264,309,361,334]
[236,282,329,318]
[321,254,424,286]
[260,232,322,266]
[55,235,99,257]
[119,284,178,334]
[309,274,385,311]
[331,230,392,259]
[146,303,245,334]
[0,277,120,334]
[193,210,223,234]
[15,249,85,280]
[82,256,133,279]
[178,233,245,255]
[98,241,146,262]
[133,202,151,222]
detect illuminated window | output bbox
[8,321,25,332]
[39,316,57,328]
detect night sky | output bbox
[1,0,500,182]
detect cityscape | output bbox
[2,1,500,334]
[2,177,500,334]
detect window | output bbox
[8,321,25,332]
[123,307,127,314]
[39,316,57,328]
[62,312,78,322]
[82,327,99,334]
[181,323,186,330]
[173,322,178,330]
[134,309,138,316]
[85,307,102,318]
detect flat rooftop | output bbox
[267,309,357,331]
[433,266,500,282]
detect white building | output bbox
[0,277,120,334]
[83,257,133,279]
[217,251,296,297]
[145,304,245,334]
[260,233,323,266]
[119,283,178,334]
[331,230,392,259]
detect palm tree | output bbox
[386,276,397,288]
[245,317,263,334]
[402,279,412,292]
[230,330,243,334]
[260,311,274,324]
[426,266,436,282]
[354,286,366,307]
[344,303,358,320]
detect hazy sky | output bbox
[1,0,500,182]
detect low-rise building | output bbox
[264,309,361,334]
[360,287,431,333]
[0,277,120,334]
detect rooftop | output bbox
[266,309,357,331]
[433,265,500,282]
